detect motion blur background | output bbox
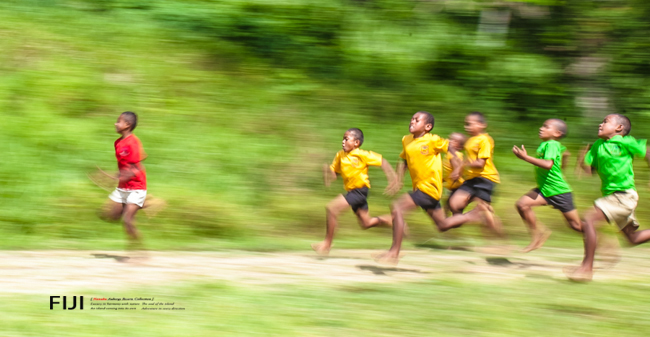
[4,1,650,335]
[2,0,648,249]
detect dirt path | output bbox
[2,247,650,294]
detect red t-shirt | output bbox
[115,134,147,190]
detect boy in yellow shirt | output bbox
[312,128,400,255]
[447,112,504,237]
[375,112,489,264]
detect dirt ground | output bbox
[4,245,650,295]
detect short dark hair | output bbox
[549,118,568,138]
[468,111,486,124]
[416,111,435,130]
[612,113,631,135]
[347,128,364,146]
[121,111,138,131]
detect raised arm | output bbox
[512,145,553,170]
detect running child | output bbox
[568,114,650,281]
[512,119,582,253]
[447,111,504,237]
[311,128,400,255]
[101,111,147,253]
[375,112,489,265]
[443,132,466,215]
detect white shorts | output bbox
[109,188,147,207]
[594,189,639,230]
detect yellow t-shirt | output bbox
[330,148,383,191]
[399,133,449,200]
[443,152,464,190]
[463,133,500,183]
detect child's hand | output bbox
[384,179,402,197]
[449,171,460,182]
[323,164,334,187]
[512,145,528,159]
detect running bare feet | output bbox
[311,241,331,256]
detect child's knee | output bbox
[515,199,529,212]
[568,220,582,232]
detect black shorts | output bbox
[531,188,575,213]
[457,177,496,203]
[408,189,441,211]
[344,187,369,213]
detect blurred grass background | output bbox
[0,0,649,251]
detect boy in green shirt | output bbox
[570,114,650,281]
[513,119,583,253]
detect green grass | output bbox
[4,277,650,336]
[0,0,646,253]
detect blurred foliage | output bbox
[0,0,649,248]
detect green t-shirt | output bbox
[584,135,647,196]
[535,140,572,197]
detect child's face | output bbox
[409,113,432,135]
[449,134,465,151]
[464,115,485,136]
[114,115,131,134]
[539,120,561,140]
[342,131,359,152]
[598,115,623,139]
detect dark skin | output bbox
[312,131,400,255]
[445,115,504,237]
[100,115,145,253]
[512,119,583,253]
[375,113,489,265]
[569,114,650,281]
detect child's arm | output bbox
[562,150,571,170]
[396,160,407,184]
[576,144,593,176]
[380,159,400,196]
[449,152,462,182]
[512,145,553,170]
[323,164,337,187]
[119,164,143,185]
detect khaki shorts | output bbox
[594,189,639,230]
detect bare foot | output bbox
[311,242,331,256]
[522,228,552,253]
[372,251,400,266]
[563,266,593,282]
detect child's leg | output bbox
[435,204,486,232]
[102,189,126,221]
[448,189,472,215]
[355,209,391,229]
[122,203,143,250]
[101,201,124,222]
[312,195,350,255]
[474,199,505,238]
[516,190,551,252]
[374,194,418,264]
[562,210,583,232]
[621,225,650,245]
[565,206,602,281]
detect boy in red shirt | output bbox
[103,111,147,251]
